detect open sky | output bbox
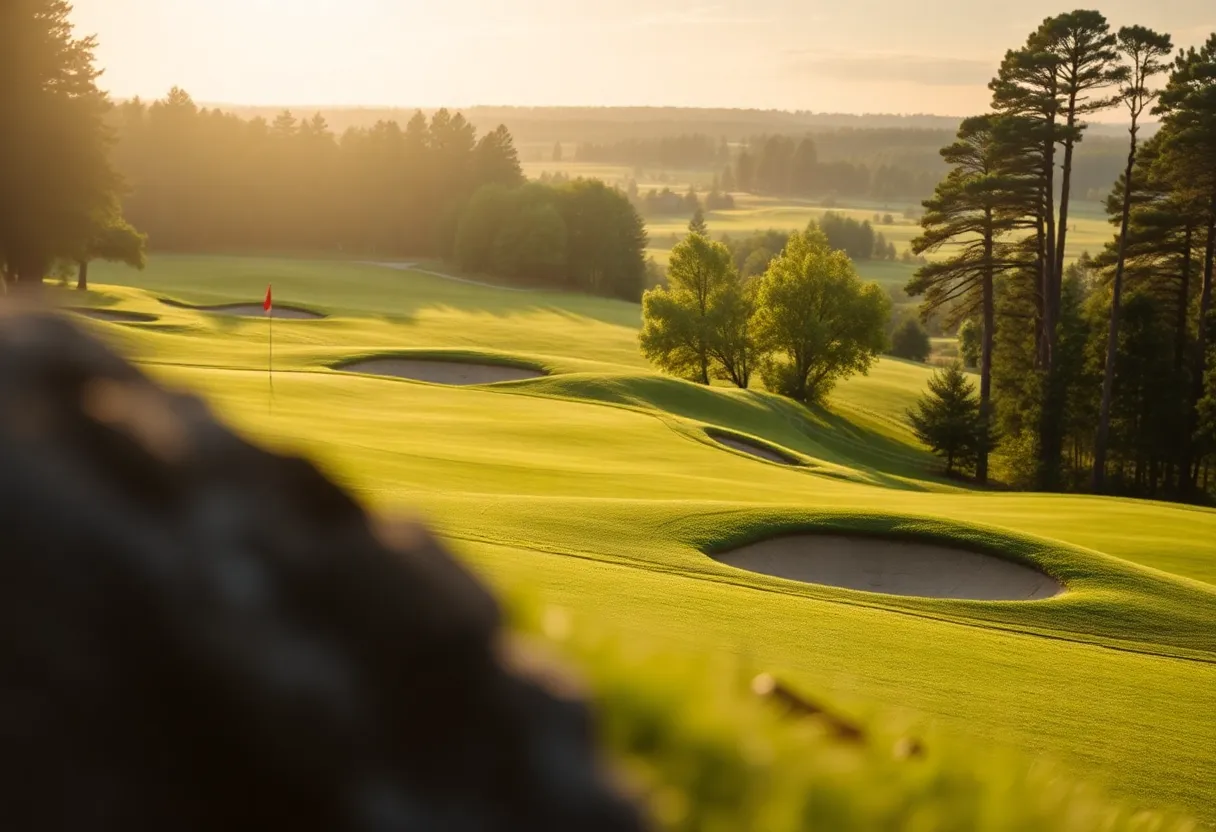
[74,0,1214,116]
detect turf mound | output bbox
[67,308,157,324]
[342,357,546,386]
[708,429,799,465]
[713,535,1062,601]
[160,299,325,319]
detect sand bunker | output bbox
[342,358,545,386]
[160,300,325,319]
[714,535,1061,600]
[205,304,325,319]
[710,431,798,465]
[67,308,157,324]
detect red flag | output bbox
[263,284,273,314]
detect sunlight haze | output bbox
[74,0,1216,115]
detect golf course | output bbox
[69,254,1216,827]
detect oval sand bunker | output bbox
[68,308,157,324]
[709,431,798,465]
[343,358,544,386]
[160,300,325,319]
[204,304,325,320]
[714,535,1061,600]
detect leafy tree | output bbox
[558,179,647,301]
[639,235,749,386]
[707,277,757,389]
[958,319,982,368]
[75,208,147,290]
[753,228,890,403]
[454,185,513,272]
[889,318,931,363]
[688,208,708,237]
[1093,26,1174,491]
[552,141,563,162]
[0,0,122,286]
[908,363,984,477]
[492,198,566,283]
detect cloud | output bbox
[787,51,995,87]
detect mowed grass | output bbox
[77,255,1216,824]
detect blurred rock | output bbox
[0,306,644,832]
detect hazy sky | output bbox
[73,0,1215,116]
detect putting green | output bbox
[74,255,1216,825]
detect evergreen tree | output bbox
[1093,26,1174,491]
[0,0,123,286]
[1157,36,1216,495]
[473,125,525,189]
[908,363,984,477]
[688,208,708,237]
[911,114,1039,484]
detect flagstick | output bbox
[268,307,274,414]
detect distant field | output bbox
[74,254,1216,825]
[520,161,1116,281]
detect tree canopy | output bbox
[752,229,890,403]
[0,0,123,285]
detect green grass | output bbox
[76,255,1216,826]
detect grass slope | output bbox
[78,255,1216,824]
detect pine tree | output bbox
[908,363,984,477]
[0,0,123,286]
[909,114,1029,483]
[1155,35,1216,495]
[1093,26,1174,491]
[688,208,708,237]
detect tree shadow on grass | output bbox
[795,404,945,492]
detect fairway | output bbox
[78,254,1216,823]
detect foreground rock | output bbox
[0,307,643,832]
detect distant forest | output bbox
[213,106,1135,203]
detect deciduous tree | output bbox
[752,229,890,403]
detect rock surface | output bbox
[0,307,644,832]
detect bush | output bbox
[889,318,931,363]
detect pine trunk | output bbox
[1183,199,1216,497]
[1093,135,1139,492]
[77,260,89,291]
[978,216,995,485]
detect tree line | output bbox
[908,12,1216,501]
[2,3,653,302]
[453,180,648,300]
[110,90,523,259]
